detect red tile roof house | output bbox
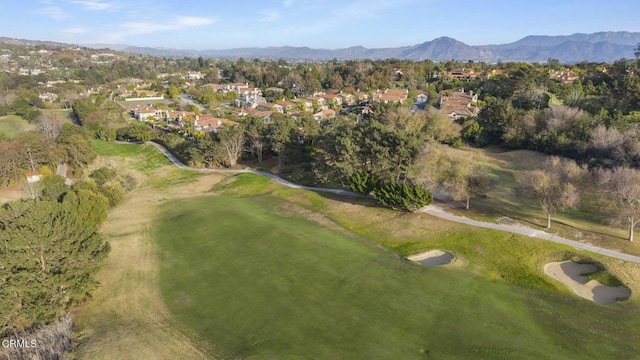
[312,109,336,121]
[233,108,273,124]
[133,106,169,121]
[276,100,295,113]
[373,89,408,104]
[193,114,239,133]
[290,98,314,112]
[438,89,480,121]
[257,103,284,113]
[317,93,343,106]
[24,171,43,183]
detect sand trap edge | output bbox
[407,250,454,266]
[544,261,631,304]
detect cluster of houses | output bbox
[132,107,238,133]
[130,82,480,136]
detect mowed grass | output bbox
[155,190,640,359]
[0,115,32,138]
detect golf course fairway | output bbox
[155,194,640,359]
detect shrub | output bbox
[373,179,433,212]
[347,170,378,195]
[98,183,125,207]
[89,166,117,186]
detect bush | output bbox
[373,179,433,212]
[98,183,125,207]
[89,167,117,186]
[347,170,379,195]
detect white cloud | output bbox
[62,27,88,34]
[98,15,215,43]
[36,6,69,20]
[69,0,115,10]
[175,16,215,27]
[261,10,281,22]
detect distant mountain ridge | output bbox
[3,31,639,62]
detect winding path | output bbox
[147,141,640,264]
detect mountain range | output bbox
[3,31,640,63]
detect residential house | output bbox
[134,106,169,121]
[234,87,265,109]
[317,93,343,107]
[416,92,429,104]
[438,89,479,120]
[445,68,478,82]
[549,69,578,84]
[290,98,314,112]
[24,171,42,184]
[479,69,505,80]
[353,91,370,102]
[257,103,284,113]
[312,109,336,121]
[233,108,273,124]
[276,100,295,113]
[339,93,356,106]
[309,96,328,110]
[194,114,239,133]
[373,89,408,104]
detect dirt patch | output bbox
[544,261,631,304]
[407,250,454,266]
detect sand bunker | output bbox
[544,261,631,304]
[407,250,454,266]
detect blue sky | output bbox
[2,0,639,49]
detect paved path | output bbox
[147,141,640,264]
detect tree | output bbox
[56,123,96,168]
[36,112,64,141]
[267,117,295,167]
[415,144,489,209]
[216,125,245,168]
[596,167,640,241]
[373,179,433,212]
[0,189,110,335]
[243,116,267,162]
[518,156,584,228]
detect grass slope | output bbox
[0,115,32,138]
[155,191,640,359]
[74,141,215,359]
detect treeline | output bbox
[464,59,640,169]
[0,122,96,187]
[0,166,134,354]
[518,156,640,241]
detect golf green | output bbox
[156,195,640,359]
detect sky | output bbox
[1,0,639,50]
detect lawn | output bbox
[0,115,32,138]
[155,190,640,359]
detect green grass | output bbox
[155,192,640,359]
[91,140,172,171]
[91,140,145,156]
[0,115,32,138]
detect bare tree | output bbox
[519,156,584,228]
[596,167,640,241]
[36,113,64,140]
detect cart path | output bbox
[147,141,640,264]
